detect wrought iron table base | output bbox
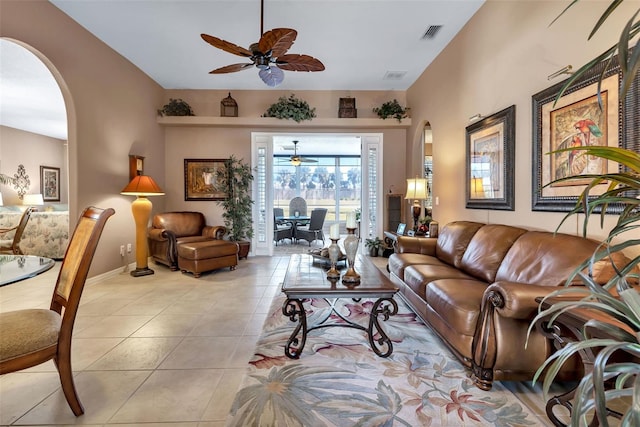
[282,297,398,358]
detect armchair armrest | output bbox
[396,235,437,255]
[202,225,226,240]
[148,228,169,241]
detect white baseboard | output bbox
[86,262,136,286]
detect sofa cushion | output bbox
[404,264,476,300]
[425,279,487,337]
[435,221,484,268]
[388,253,447,281]
[495,231,600,286]
[459,224,527,283]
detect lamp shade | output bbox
[23,193,44,206]
[471,177,485,198]
[121,175,165,196]
[404,178,428,200]
[0,192,3,206]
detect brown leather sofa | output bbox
[148,212,227,270]
[388,221,628,390]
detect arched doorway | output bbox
[0,38,72,239]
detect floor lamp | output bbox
[121,175,164,277]
[405,177,428,232]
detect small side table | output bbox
[535,297,630,426]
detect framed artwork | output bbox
[396,223,406,235]
[465,105,515,210]
[40,166,60,202]
[184,158,228,201]
[531,55,638,212]
[129,155,144,181]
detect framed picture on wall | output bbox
[40,166,60,202]
[465,105,515,210]
[531,54,638,212]
[184,158,228,201]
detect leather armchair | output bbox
[148,212,226,270]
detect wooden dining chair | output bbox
[0,207,34,255]
[0,206,115,416]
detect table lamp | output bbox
[121,175,164,277]
[405,177,428,232]
[22,193,44,210]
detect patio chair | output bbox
[288,197,307,217]
[295,208,327,246]
[274,210,293,246]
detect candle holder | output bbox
[342,227,360,284]
[326,238,341,279]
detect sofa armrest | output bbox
[202,225,226,240]
[483,281,581,320]
[396,235,437,255]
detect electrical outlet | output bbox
[435,196,440,206]
[127,243,132,253]
[120,245,125,256]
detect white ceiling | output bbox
[0,0,484,140]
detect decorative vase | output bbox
[326,238,341,279]
[342,228,360,284]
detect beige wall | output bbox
[1,0,166,275]
[0,126,68,206]
[406,0,638,250]
[163,88,407,226]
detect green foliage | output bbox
[372,99,410,122]
[262,94,316,122]
[552,1,640,104]
[530,7,640,422]
[158,98,195,116]
[215,155,255,241]
[529,146,640,426]
[365,237,383,250]
[0,173,15,186]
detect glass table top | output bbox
[0,255,55,286]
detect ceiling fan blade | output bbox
[201,34,252,57]
[209,63,253,74]
[259,66,284,87]
[258,28,297,57]
[299,157,318,163]
[276,54,325,72]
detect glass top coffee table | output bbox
[0,255,55,286]
[281,253,399,358]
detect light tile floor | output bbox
[0,240,554,426]
[0,248,296,426]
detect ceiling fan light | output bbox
[290,158,301,166]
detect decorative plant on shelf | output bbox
[527,4,640,425]
[215,155,255,244]
[262,94,316,122]
[372,99,410,122]
[365,237,383,257]
[157,98,195,116]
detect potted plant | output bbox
[216,155,255,259]
[364,236,383,257]
[262,94,316,123]
[527,4,640,425]
[372,99,410,122]
[158,98,195,116]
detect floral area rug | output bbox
[226,294,548,427]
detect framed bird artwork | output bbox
[531,53,637,213]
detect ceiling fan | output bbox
[282,140,318,166]
[200,0,325,87]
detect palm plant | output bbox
[0,173,14,186]
[527,4,640,425]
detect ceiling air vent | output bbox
[383,71,407,80]
[422,25,442,40]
